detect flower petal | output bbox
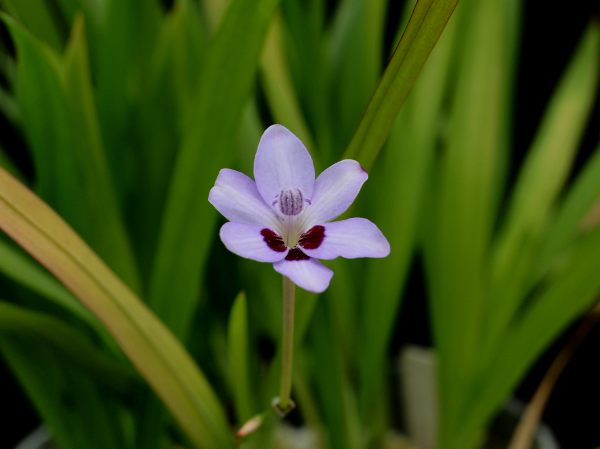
[301,218,390,260]
[254,125,315,208]
[273,258,333,293]
[299,160,367,228]
[209,169,281,230]
[220,222,288,262]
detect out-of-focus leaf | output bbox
[0,300,134,390]
[358,0,458,419]
[200,0,230,34]
[460,219,600,449]
[0,239,93,323]
[0,334,126,449]
[61,16,141,293]
[93,0,162,203]
[54,0,100,30]
[0,142,24,182]
[328,0,387,157]
[1,14,141,292]
[421,0,520,446]
[485,23,600,358]
[148,0,280,339]
[0,0,64,51]
[534,143,600,280]
[310,302,361,449]
[0,13,71,209]
[281,0,331,163]
[0,85,20,127]
[130,0,207,282]
[292,352,326,443]
[227,291,254,423]
[0,166,235,449]
[260,14,317,165]
[342,0,460,171]
[0,336,96,449]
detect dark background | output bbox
[1,0,600,448]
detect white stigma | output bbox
[277,187,304,216]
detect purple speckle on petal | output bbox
[299,225,325,250]
[261,229,287,252]
[285,248,310,261]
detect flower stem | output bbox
[278,275,296,412]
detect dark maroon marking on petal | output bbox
[285,248,310,261]
[261,229,286,252]
[298,225,325,250]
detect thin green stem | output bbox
[278,275,296,412]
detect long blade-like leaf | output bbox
[0,166,234,449]
[342,0,459,170]
[148,0,280,339]
[358,0,458,418]
[422,0,520,446]
[1,14,141,293]
[485,22,600,357]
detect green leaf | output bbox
[0,0,64,51]
[1,13,72,208]
[148,0,280,339]
[329,0,388,156]
[227,291,255,423]
[485,22,600,360]
[310,302,362,449]
[460,220,600,449]
[0,302,132,449]
[260,14,317,166]
[0,300,134,390]
[342,0,460,170]
[1,14,141,292]
[0,239,93,324]
[0,332,128,449]
[61,16,141,293]
[92,0,162,203]
[130,0,207,282]
[0,166,234,449]
[419,0,521,445]
[358,0,458,418]
[0,141,25,182]
[280,0,330,162]
[0,84,20,129]
[0,336,97,449]
[534,143,600,280]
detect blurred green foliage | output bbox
[0,0,598,448]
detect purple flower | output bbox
[209,125,390,293]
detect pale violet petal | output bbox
[301,218,390,260]
[209,169,281,230]
[273,258,333,293]
[220,222,288,263]
[299,160,367,228]
[254,125,315,210]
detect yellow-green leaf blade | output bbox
[0,166,234,449]
[486,22,600,357]
[342,0,459,171]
